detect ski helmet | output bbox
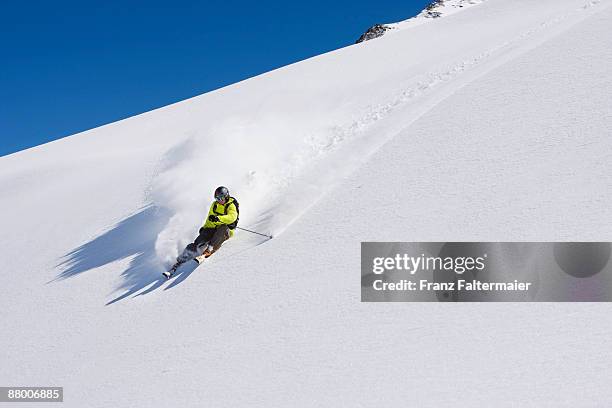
[214,186,230,203]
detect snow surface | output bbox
[1,0,612,406]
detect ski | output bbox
[163,261,184,280]
[163,242,220,279]
[162,255,206,280]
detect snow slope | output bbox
[1,0,612,406]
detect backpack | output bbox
[227,197,239,230]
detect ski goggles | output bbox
[215,195,227,203]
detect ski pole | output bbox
[236,226,273,239]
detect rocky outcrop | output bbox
[424,0,445,18]
[355,0,478,43]
[355,24,391,44]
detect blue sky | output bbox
[0,0,430,156]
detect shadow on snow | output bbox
[55,204,274,305]
[54,205,199,305]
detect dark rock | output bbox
[424,0,445,18]
[355,24,390,44]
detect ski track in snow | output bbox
[332,0,605,149]
[231,0,608,240]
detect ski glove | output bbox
[208,215,220,223]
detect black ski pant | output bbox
[191,225,230,252]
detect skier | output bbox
[163,186,239,278]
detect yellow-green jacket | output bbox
[202,197,238,236]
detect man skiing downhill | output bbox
[163,186,239,279]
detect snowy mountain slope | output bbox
[1,0,612,406]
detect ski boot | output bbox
[163,244,199,279]
[194,244,215,264]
